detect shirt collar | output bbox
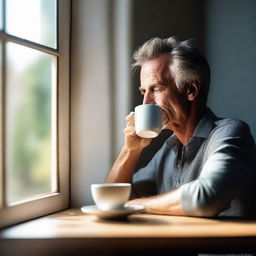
[192,108,218,139]
[166,108,218,147]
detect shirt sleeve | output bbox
[180,120,256,217]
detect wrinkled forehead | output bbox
[140,54,173,84]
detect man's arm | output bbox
[126,189,185,216]
[106,112,152,183]
[106,146,142,183]
[179,121,256,217]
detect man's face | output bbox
[139,54,189,131]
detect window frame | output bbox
[0,0,70,228]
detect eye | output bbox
[152,87,163,92]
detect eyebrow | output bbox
[138,83,166,91]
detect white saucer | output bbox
[81,205,144,220]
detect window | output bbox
[0,0,70,228]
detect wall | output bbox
[205,0,256,140]
[71,0,112,206]
[71,0,131,206]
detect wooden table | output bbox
[1,208,256,255]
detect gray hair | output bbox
[132,37,211,104]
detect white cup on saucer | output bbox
[91,183,131,211]
[135,104,163,138]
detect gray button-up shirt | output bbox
[132,109,256,217]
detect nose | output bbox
[143,92,155,105]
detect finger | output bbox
[125,112,135,126]
[123,126,136,136]
[123,126,134,133]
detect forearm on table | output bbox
[127,189,185,216]
[179,149,255,217]
[106,146,142,183]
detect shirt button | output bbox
[176,180,180,186]
[176,163,180,168]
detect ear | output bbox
[187,81,200,101]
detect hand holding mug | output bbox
[124,104,164,151]
[123,112,152,151]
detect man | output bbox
[106,37,256,217]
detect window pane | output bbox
[6,0,57,49]
[5,42,57,204]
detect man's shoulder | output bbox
[207,117,255,149]
[213,117,251,137]
[202,117,256,165]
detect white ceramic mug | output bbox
[91,183,131,210]
[135,104,163,138]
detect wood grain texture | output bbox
[0,208,256,255]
